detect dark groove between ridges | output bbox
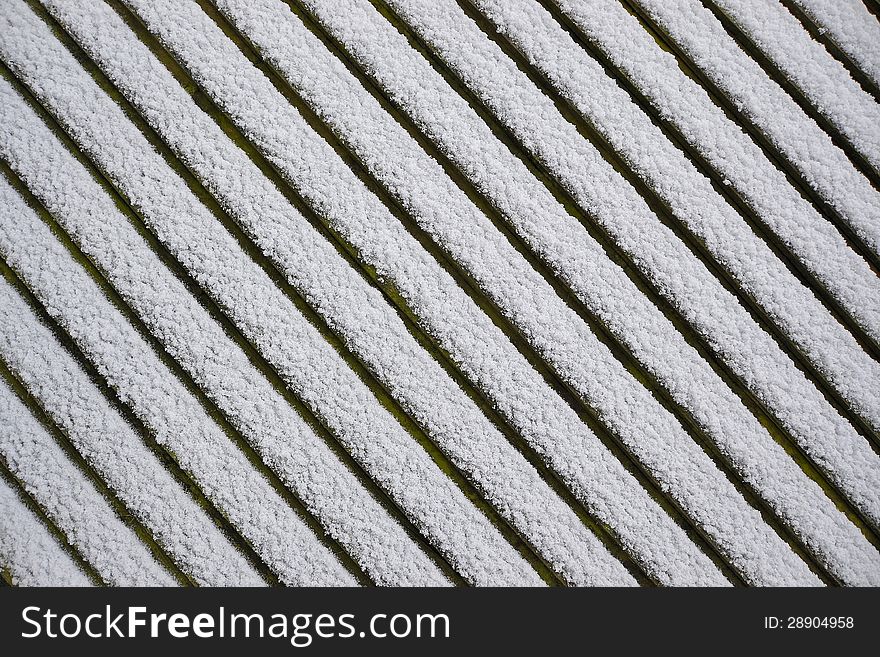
[272,0,758,587]
[0,442,105,586]
[231,0,816,584]
[109,0,618,587]
[0,53,381,589]
[612,0,880,450]
[28,0,541,587]
[372,0,880,568]
[701,0,880,187]
[202,0,750,585]
[369,0,855,584]
[619,0,880,275]
[539,0,880,451]
[0,349,190,586]
[401,0,880,468]
[278,0,833,586]
[779,0,880,103]
[335,0,873,582]
[0,235,276,586]
[65,0,545,588]
[194,0,669,588]
[865,0,880,19]
[460,0,880,547]
[466,0,880,542]
[0,125,298,591]
[540,0,880,369]
[433,0,858,579]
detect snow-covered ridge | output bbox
[0,0,877,586]
[631,0,880,261]
[304,0,875,586]
[0,137,349,585]
[0,375,176,586]
[706,0,880,174]
[0,223,263,586]
[788,0,880,91]
[378,0,880,532]
[0,475,93,587]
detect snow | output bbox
[204,0,834,585]
[0,475,93,587]
[21,0,453,589]
[463,0,880,584]
[0,375,177,586]
[485,0,880,437]
[119,0,638,586]
[632,0,880,262]
[2,0,542,586]
[200,0,731,587]
[378,0,880,539]
[348,0,833,585]
[0,243,261,586]
[551,0,880,352]
[0,0,874,587]
[0,82,353,586]
[547,0,880,531]
[790,0,880,89]
[708,0,880,173]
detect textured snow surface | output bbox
[0,475,92,587]
[0,138,352,588]
[210,0,720,586]
[552,0,880,354]
[380,0,880,537]
[460,0,880,586]
[790,0,880,89]
[708,0,880,173]
[485,0,880,432]
[17,0,543,587]
[121,0,634,586]
[0,0,878,586]
[0,375,176,586]
[633,0,880,261]
[19,0,452,588]
[0,253,262,587]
